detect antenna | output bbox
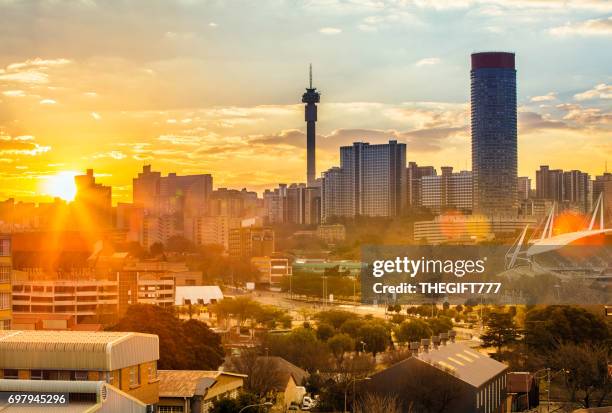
[309,63,312,89]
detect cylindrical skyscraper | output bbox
[302,65,320,187]
[471,52,518,216]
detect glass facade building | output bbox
[471,52,518,216]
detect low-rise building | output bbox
[0,330,160,408]
[157,370,245,413]
[506,372,538,412]
[0,235,11,330]
[251,257,292,290]
[413,215,536,244]
[366,335,508,413]
[175,286,224,306]
[316,224,346,244]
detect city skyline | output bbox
[0,1,610,204]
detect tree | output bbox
[357,322,390,357]
[150,242,164,256]
[355,394,402,413]
[426,316,453,335]
[263,328,331,373]
[340,318,366,337]
[328,333,354,365]
[316,323,335,341]
[396,319,432,345]
[108,304,224,370]
[166,235,194,253]
[524,306,610,352]
[480,312,519,354]
[225,349,286,396]
[315,310,354,329]
[550,343,612,408]
[210,392,260,413]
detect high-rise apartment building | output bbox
[264,183,321,225]
[74,169,112,228]
[407,162,437,208]
[0,235,11,330]
[132,165,213,245]
[517,176,531,201]
[536,165,564,200]
[471,52,518,216]
[421,167,473,214]
[535,165,591,213]
[228,227,274,259]
[192,215,241,250]
[563,170,590,213]
[321,140,406,221]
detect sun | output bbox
[43,171,78,201]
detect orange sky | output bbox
[0,1,610,205]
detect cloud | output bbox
[574,83,611,101]
[91,150,127,160]
[518,111,568,131]
[0,135,51,156]
[550,17,612,37]
[415,57,441,67]
[209,22,218,28]
[2,90,25,97]
[6,58,71,71]
[556,103,611,125]
[39,99,57,105]
[530,92,556,102]
[0,71,49,84]
[319,27,342,35]
[91,112,102,120]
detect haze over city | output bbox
[0,0,610,204]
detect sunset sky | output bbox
[0,0,610,204]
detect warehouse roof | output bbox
[416,342,507,388]
[0,330,159,371]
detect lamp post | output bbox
[238,401,273,413]
[344,377,370,413]
[532,368,568,413]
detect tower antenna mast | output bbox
[309,63,312,89]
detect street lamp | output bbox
[532,368,568,412]
[238,401,273,413]
[344,377,370,413]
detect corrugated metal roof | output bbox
[0,331,159,371]
[416,342,507,388]
[158,370,246,398]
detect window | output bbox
[0,266,10,283]
[0,319,10,330]
[148,363,157,382]
[158,407,184,413]
[0,293,9,310]
[0,239,10,257]
[129,365,140,387]
[31,370,43,380]
[3,369,18,379]
[72,371,88,381]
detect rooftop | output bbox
[158,370,246,398]
[0,330,159,371]
[415,341,508,388]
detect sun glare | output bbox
[43,171,78,201]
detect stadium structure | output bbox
[505,193,611,281]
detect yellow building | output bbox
[0,330,160,407]
[157,370,245,413]
[0,235,11,330]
